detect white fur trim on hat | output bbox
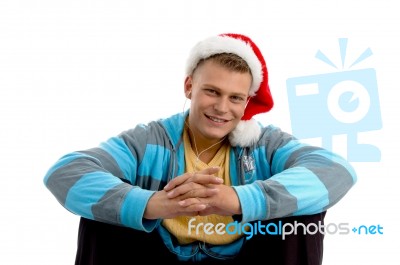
[228,119,261,147]
[185,35,263,96]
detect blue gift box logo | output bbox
[286,38,382,162]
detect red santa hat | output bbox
[185,33,274,147]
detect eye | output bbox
[231,95,245,103]
[204,88,218,95]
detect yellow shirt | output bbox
[162,128,243,245]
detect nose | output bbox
[213,97,229,114]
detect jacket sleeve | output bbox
[43,125,160,232]
[233,125,357,223]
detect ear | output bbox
[184,76,193,99]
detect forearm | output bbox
[235,126,357,223]
[268,146,356,218]
[44,151,158,231]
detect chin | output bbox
[204,128,232,141]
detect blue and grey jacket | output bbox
[44,111,357,261]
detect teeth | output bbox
[209,116,225,123]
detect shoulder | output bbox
[258,124,297,144]
[118,112,185,146]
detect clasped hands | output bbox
[144,167,242,220]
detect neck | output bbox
[185,124,227,164]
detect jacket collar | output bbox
[158,111,188,149]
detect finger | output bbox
[167,183,218,199]
[166,182,199,198]
[179,203,207,215]
[178,197,202,207]
[183,167,222,187]
[198,166,220,175]
[163,172,193,191]
[179,188,218,200]
[189,174,223,186]
[164,167,221,191]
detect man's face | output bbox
[184,60,252,144]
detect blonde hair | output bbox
[193,53,251,74]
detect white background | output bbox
[1,0,398,264]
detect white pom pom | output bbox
[229,119,261,147]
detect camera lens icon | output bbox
[328,80,370,124]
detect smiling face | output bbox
[184,58,252,146]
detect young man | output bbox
[44,33,357,265]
